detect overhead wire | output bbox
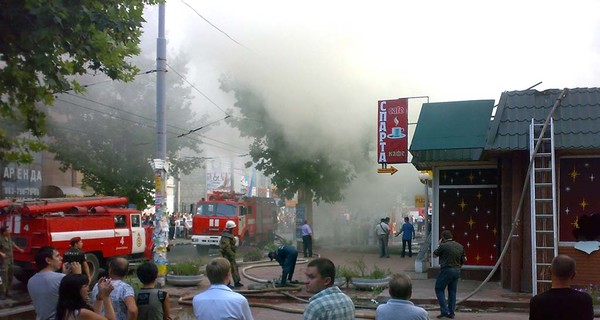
[53,96,246,154]
[179,0,250,50]
[54,69,158,93]
[166,63,230,116]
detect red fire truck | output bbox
[0,197,154,283]
[191,191,278,254]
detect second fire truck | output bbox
[191,191,279,254]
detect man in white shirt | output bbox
[375,217,391,258]
[193,257,254,320]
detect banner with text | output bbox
[377,98,408,163]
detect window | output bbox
[131,214,141,228]
[115,215,126,228]
[196,203,237,217]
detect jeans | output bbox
[401,239,412,257]
[378,234,389,257]
[435,267,460,316]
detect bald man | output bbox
[529,254,593,320]
[91,257,138,320]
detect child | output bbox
[135,262,171,320]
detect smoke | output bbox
[138,1,600,234]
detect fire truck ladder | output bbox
[529,117,558,295]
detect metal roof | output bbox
[410,100,496,170]
[486,87,600,151]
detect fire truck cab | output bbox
[0,197,154,283]
[191,191,278,254]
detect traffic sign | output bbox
[377,166,398,175]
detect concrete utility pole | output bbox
[152,3,169,286]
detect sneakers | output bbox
[234,282,244,288]
[437,314,454,319]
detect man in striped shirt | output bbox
[303,258,354,320]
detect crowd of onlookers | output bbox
[25,243,172,320]
[3,221,595,320]
[141,212,193,240]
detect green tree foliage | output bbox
[0,0,160,163]
[220,78,358,220]
[46,56,205,208]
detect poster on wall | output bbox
[1,153,43,200]
[559,157,600,242]
[438,168,499,266]
[205,160,232,191]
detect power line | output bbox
[54,69,158,93]
[53,97,246,153]
[166,63,230,116]
[177,115,231,138]
[180,0,249,50]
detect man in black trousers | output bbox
[268,245,298,287]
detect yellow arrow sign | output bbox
[377,166,398,175]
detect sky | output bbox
[137,0,600,217]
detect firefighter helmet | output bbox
[225,220,236,229]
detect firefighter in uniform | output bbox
[0,226,24,299]
[268,245,298,286]
[63,237,91,284]
[219,220,243,287]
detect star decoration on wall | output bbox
[459,199,467,211]
[477,192,482,199]
[467,217,476,229]
[492,227,497,235]
[565,207,570,215]
[475,254,481,263]
[580,198,588,210]
[570,168,580,182]
[468,173,475,183]
[571,216,580,229]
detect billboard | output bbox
[377,98,408,164]
[1,152,43,200]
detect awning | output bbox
[410,100,496,170]
[41,185,85,198]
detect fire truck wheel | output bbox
[15,270,35,284]
[85,253,100,283]
[195,245,209,255]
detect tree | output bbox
[46,55,205,208]
[0,0,160,164]
[220,79,361,222]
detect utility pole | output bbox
[151,2,168,287]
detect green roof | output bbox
[410,100,495,170]
[486,88,600,151]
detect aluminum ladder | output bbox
[529,118,558,295]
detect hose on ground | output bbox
[241,258,309,283]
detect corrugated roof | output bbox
[486,87,600,151]
[410,100,496,170]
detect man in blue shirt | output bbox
[193,257,254,320]
[396,217,416,257]
[301,220,313,258]
[376,273,428,320]
[268,245,298,286]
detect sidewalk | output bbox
[237,245,531,312]
[0,239,531,318]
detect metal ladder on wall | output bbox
[529,118,559,295]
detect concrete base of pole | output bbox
[415,259,427,273]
